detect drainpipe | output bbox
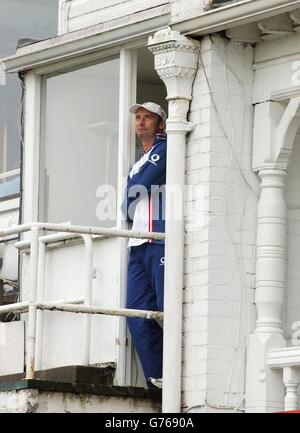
[148,28,198,413]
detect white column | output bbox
[245,167,287,412]
[23,72,41,225]
[283,367,300,412]
[246,95,300,412]
[116,48,137,386]
[148,28,198,413]
[255,168,287,335]
[26,227,39,379]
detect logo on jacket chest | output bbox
[149,154,160,165]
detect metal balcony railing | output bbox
[0,222,165,381]
[268,346,300,412]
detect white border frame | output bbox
[21,42,144,385]
[115,48,137,386]
[23,72,41,225]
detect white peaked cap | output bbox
[129,102,167,122]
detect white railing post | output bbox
[82,235,93,365]
[35,240,46,371]
[26,226,39,379]
[283,367,300,412]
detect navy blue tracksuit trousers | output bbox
[126,243,164,381]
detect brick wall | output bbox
[182,35,258,412]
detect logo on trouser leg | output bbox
[160,257,165,266]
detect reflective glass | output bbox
[42,58,120,227]
[0,0,58,198]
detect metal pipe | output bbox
[0,298,84,315]
[163,123,188,413]
[28,227,39,304]
[0,299,159,319]
[33,222,165,241]
[0,298,84,314]
[26,305,37,380]
[14,232,107,252]
[15,232,80,250]
[0,300,162,320]
[35,240,46,370]
[0,222,165,241]
[81,235,93,365]
[25,227,39,379]
[0,222,164,380]
[35,302,164,320]
[0,237,19,244]
[0,223,32,237]
[0,301,29,314]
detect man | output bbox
[122,102,167,389]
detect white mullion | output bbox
[115,48,137,386]
[38,77,47,223]
[21,72,41,365]
[116,49,137,228]
[23,72,41,227]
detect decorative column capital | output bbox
[148,28,198,87]
[148,28,199,130]
[258,167,287,187]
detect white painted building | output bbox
[0,0,300,413]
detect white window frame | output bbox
[21,44,144,386]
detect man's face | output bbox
[135,108,164,142]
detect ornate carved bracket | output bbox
[226,11,298,43]
[148,27,199,123]
[258,14,294,40]
[253,94,300,172]
[275,96,300,166]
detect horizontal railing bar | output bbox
[0,223,33,237]
[35,302,164,321]
[0,236,19,244]
[0,297,84,315]
[15,232,109,251]
[0,301,29,314]
[0,299,162,320]
[15,232,80,248]
[0,222,165,241]
[0,169,20,181]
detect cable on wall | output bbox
[197,34,257,412]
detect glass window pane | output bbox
[0,0,58,199]
[0,170,20,200]
[42,58,120,228]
